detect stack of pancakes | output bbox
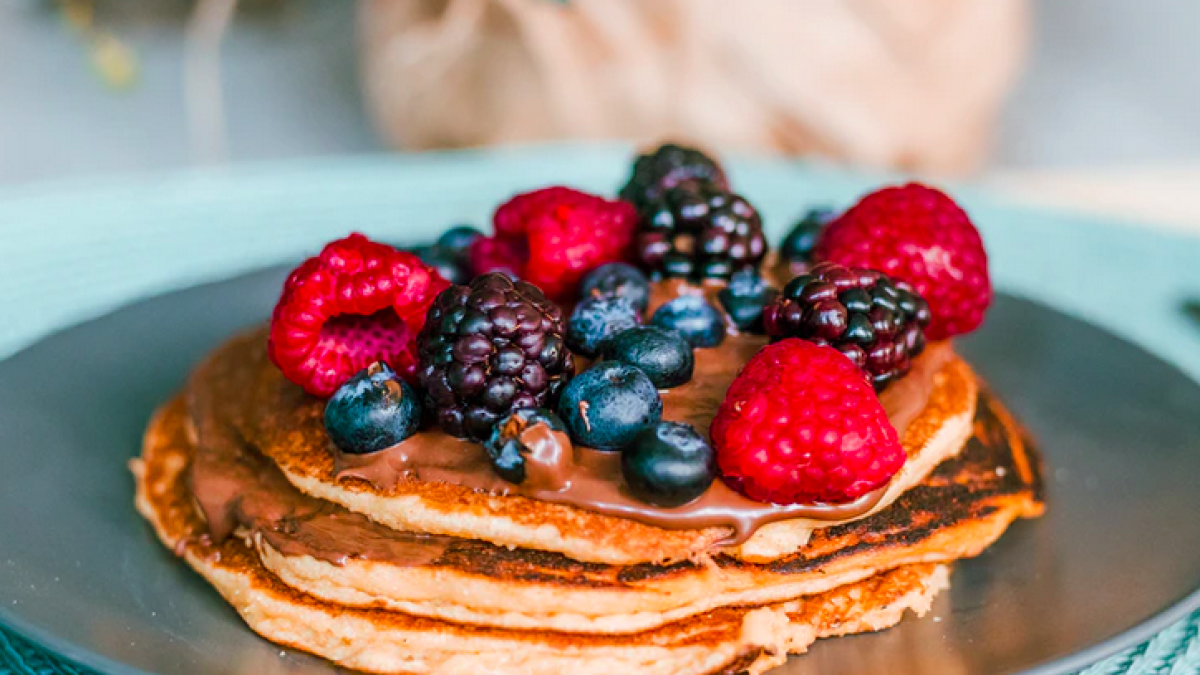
[133,325,1044,675]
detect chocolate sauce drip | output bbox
[187,334,452,567]
[334,337,953,545]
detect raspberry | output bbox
[814,183,991,339]
[268,234,450,397]
[711,339,905,505]
[618,143,728,212]
[763,262,931,391]
[416,273,576,441]
[470,187,638,300]
[634,181,768,281]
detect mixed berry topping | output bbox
[634,181,768,281]
[711,339,905,505]
[650,295,726,348]
[409,225,484,285]
[323,362,423,455]
[763,262,931,392]
[270,148,991,513]
[566,295,642,358]
[416,273,575,441]
[601,326,695,389]
[557,361,663,451]
[717,267,778,333]
[412,245,470,285]
[484,407,571,488]
[580,262,651,313]
[618,143,729,213]
[621,421,716,508]
[470,186,638,301]
[268,233,450,397]
[436,225,485,263]
[814,183,991,339]
[780,207,834,265]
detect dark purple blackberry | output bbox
[619,143,728,212]
[762,262,932,392]
[417,273,575,441]
[635,181,768,281]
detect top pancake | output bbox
[198,326,979,565]
[149,382,1041,634]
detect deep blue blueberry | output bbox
[601,326,693,389]
[717,268,779,333]
[780,207,835,262]
[580,262,651,312]
[414,245,470,285]
[621,421,716,507]
[557,362,662,450]
[484,407,568,485]
[565,295,641,357]
[436,225,484,264]
[650,295,726,348]
[324,362,422,455]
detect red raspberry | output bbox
[814,183,991,339]
[268,233,450,397]
[470,186,638,300]
[711,339,905,505]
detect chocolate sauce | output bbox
[517,424,574,491]
[188,334,452,567]
[334,336,953,545]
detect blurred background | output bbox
[1,0,1199,227]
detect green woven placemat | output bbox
[1,144,1198,674]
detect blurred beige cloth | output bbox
[989,166,1200,234]
[359,0,1029,174]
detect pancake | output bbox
[133,406,950,675]
[207,328,979,565]
[140,369,1040,635]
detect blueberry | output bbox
[601,326,694,389]
[580,262,650,312]
[621,422,716,507]
[780,207,835,262]
[650,296,726,348]
[557,362,662,450]
[717,268,779,332]
[323,362,422,455]
[484,407,569,486]
[566,295,641,357]
[436,225,484,264]
[414,245,470,285]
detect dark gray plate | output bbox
[1,268,1199,675]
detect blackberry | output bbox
[619,143,728,212]
[763,262,932,391]
[417,273,575,441]
[634,181,768,281]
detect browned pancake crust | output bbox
[215,329,980,565]
[136,382,1040,635]
[133,396,950,675]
